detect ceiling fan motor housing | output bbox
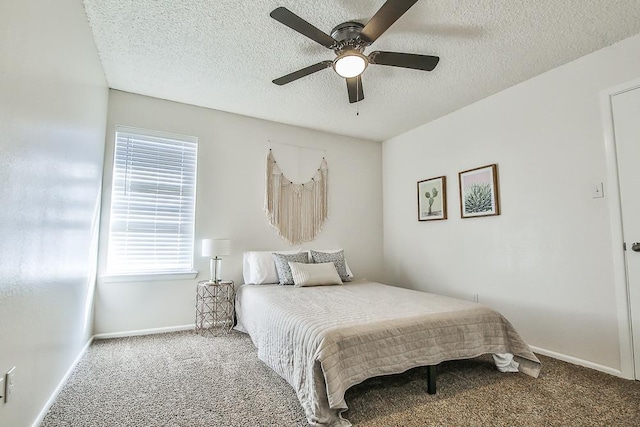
[331,21,368,54]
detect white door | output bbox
[612,86,640,380]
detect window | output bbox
[106,126,198,275]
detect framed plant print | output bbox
[417,176,447,221]
[458,164,500,218]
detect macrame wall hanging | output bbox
[265,150,328,245]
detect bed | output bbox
[235,276,541,427]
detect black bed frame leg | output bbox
[427,365,437,394]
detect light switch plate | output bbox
[5,367,15,403]
[592,182,604,198]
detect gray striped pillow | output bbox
[289,262,342,287]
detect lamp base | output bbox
[210,257,222,282]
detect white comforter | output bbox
[235,281,541,426]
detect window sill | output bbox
[101,271,199,283]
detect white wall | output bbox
[0,1,108,425]
[383,33,640,372]
[94,90,383,335]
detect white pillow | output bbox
[242,250,301,284]
[289,262,342,287]
[307,248,354,277]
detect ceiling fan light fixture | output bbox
[333,51,368,78]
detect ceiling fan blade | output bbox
[346,76,365,103]
[360,0,419,44]
[369,51,440,71]
[270,7,336,48]
[273,61,333,85]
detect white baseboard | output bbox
[32,337,94,427]
[530,345,630,379]
[93,324,195,340]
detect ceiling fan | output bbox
[270,0,440,103]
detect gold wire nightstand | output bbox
[195,280,235,335]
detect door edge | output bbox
[600,78,640,380]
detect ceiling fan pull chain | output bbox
[356,78,360,116]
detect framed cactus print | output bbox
[417,176,447,221]
[458,164,500,218]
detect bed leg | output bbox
[427,365,437,394]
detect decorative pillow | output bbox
[242,250,301,284]
[272,252,309,285]
[309,250,351,282]
[289,262,342,287]
[308,249,354,278]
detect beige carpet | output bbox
[42,331,640,426]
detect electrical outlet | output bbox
[592,182,604,198]
[5,367,15,403]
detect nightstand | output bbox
[195,280,235,335]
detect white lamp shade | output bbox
[201,239,230,257]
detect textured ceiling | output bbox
[83,0,640,142]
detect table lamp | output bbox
[201,239,230,282]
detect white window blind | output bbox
[107,127,198,275]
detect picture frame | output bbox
[458,164,500,218]
[417,176,447,221]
